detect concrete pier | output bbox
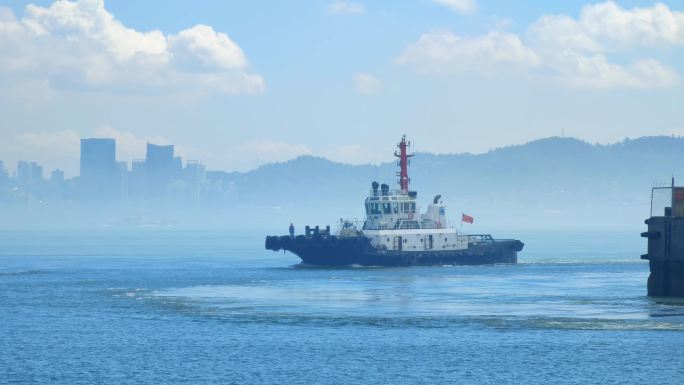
[642,184,684,297]
[642,216,684,297]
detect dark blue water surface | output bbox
[1,229,683,384]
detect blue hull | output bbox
[265,235,523,266]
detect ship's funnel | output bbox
[372,181,379,196]
[380,183,390,196]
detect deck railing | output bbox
[651,186,672,217]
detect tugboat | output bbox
[265,136,524,266]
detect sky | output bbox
[0,0,683,176]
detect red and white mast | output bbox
[394,135,414,193]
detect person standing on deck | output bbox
[289,223,295,238]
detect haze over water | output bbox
[2,229,683,384]
[2,0,684,383]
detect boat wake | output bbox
[110,279,684,332]
[0,269,47,277]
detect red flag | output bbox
[461,213,474,224]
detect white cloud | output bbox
[397,31,540,75]
[16,130,81,160]
[432,0,477,15]
[528,14,604,53]
[2,129,81,177]
[328,1,366,15]
[581,1,684,46]
[168,24,247,70]
[553,54,679,89]
[399,1,682,89]
[0,0,264,94]
[529,1,684,89]
[529,1,684,52]
[354,73,382,94]
[322,144,376,165]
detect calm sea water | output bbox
[1,229,683,384]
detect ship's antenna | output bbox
[672,176,676,210]
[373,152,378,181]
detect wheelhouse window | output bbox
[401,202,416,213]
[396,220,420,229]
[383,203,392,214]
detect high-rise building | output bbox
[0,160,7,186]
[183,160,206,203]
[48,169,66,199]
[116,161,128,199]
[17,161,43,186]
[128,159,146,199]
[51,169,65,182]
[145,143,180,197]
[16,161,28,185]
[80,138,117,199]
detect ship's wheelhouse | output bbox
[362,181,417,230]
[364,197,416,216]
[362,183,447,231]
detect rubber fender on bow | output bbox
[512,240,524,252]
[265,236,281,251]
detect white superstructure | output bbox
[339,184,468,252]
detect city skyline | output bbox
[0,138,204,179]
[0,0,682,176]
[0,136,208,210]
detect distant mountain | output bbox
[5,136,681,231]
[207,136,684,231]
